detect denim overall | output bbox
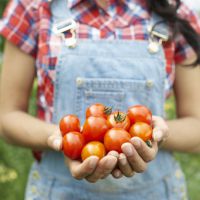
[25,0,188,199]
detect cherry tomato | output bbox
[59,114,80,136]
[127,105,152,125]
[104,128,131,153]
[107,111,130,131]
[82,116,110,142]
[129,122,152,142]
[86,103,112,119]
[81,141,106,161]
[62,132,85,160]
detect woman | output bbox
[0,0,200,199]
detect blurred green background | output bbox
[0,1,200,200]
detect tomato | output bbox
[127,105,152,125]
[82,116,110,142]
[129,122,152,142]
[107,111,130,131]
[81,141,106,161]
[59,114,80,136]
[104,128,131,153]
[62,132,85,160]
[86,103,112,119]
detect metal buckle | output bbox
[147,25,169,42]
[53,19,77,48]
[53,19,77,35]
[147,25,169,54]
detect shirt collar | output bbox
[67,0,126,9]
[67,0,150,19]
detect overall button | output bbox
[146,80,154,88]
[76,77,84,87]
[148,41,159,54]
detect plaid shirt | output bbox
[1,0,200,123]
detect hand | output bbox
[112,115,169,178]
[47,128,63,151]
[47,129,119,182]
[65,151,119,183]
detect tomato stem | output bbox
[114,111,126,123]
[146,140,152,148]
[104,106,112,116]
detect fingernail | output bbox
[108,151,119,158]
[120,158,127,166]
[53,139,61,151]
[115,170,121,178]
[153,130,162,141]
[131,138,141,147]
[105,156,117,167]
[88,158,98,168]
[119,154,127,165]
[123,144,133,156]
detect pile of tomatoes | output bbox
[60,103,153,161]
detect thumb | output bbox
[47,129,63,151]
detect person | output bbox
[0,0,200,199]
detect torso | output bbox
[35,0,176,122]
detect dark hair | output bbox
[147,0,200,66]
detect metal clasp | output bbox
[147,25,169,42]
[147,24,169,54]
[53,19,77,48]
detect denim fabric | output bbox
[25,0,188,199]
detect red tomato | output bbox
[129,122,152,142]
[86,103,112,119]
[82,116,110,142]
[104,128,131,153]
[59,114,80,136]
[127,105,152,125]
[107,111,130,131]
[81,141,106,161]
[62,132,85,160]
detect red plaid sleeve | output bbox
[0,0,40,57]
[174,2,200,64]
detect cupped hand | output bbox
[47,129,119,183]
[112,115,169,178]
[65,151,119,183]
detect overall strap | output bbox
[50,0,72,22]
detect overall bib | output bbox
[25,0,188,199]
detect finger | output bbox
[107,150,119,158]
[121,143,147,173]
[152,116,169,142]
[66,156,99,180]
[101,151,119,179]
[118,153,135,177]
[130,137,158,162]
[111,169,123,179]
[86,155,118,183]
[47,130,62,151]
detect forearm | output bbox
[163,117,200,153]
[0,110,58,150]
